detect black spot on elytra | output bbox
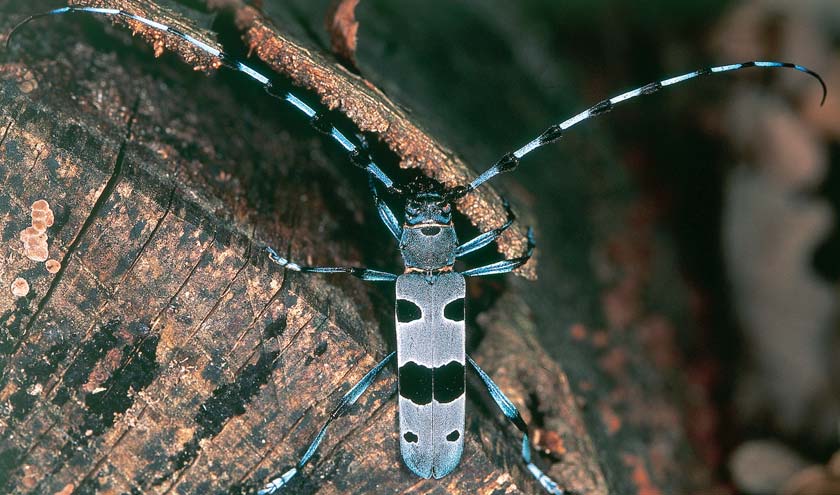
[399,361,432,405]
[403,431,419,443]
[446,430,460,442]
[396,299,421,323]
[420,226,441,236]
[433,361,464,404]
[443,298,464,322]
[400,361,465,405]
[150,350,279,487]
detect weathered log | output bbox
[0,1,718,494]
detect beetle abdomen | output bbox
[395,273,466,479]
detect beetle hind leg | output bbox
[259,352,395,494]
[468,356,578,495]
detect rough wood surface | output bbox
[66,0,536,278]
[0,0,720,495]
[0,1,613,494]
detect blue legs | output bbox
[263,178,402,278]
[460,228,535,277]
[267,195,531,280]
[468,356,573,495]
[453,198,534,277]
[259,352,396,494]
[7,4,543,278]
[454,61,827,197]
[455,198,515,258]
[259,354,571,495]
[265,247,397,282]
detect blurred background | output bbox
[3,0,838,493]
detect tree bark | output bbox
[0,0,718,494]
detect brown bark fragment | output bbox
[0,3,595,493]
[65,0,535,278]
[5,0,716,492]
[70,0,224,72]
[233,5,536,278]
[326,0,361,70]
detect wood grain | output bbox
[0,1,605,493]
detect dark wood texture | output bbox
[0,0,720,494]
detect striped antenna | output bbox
[453,60,828,198]
[6,6,401,193]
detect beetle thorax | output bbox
[400,194,458,271]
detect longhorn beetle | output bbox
[8,5,828,495]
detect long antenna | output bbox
[6,6,402,193]
[451,61,827,198]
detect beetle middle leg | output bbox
[460,228,535,277]
[265,247,398,282]
[455,198,516,258]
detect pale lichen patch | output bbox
[19,226,48,262]
[18,199,57,263]
[45,259,61,273]
[30,199,54,234]
[11,277,29,297]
